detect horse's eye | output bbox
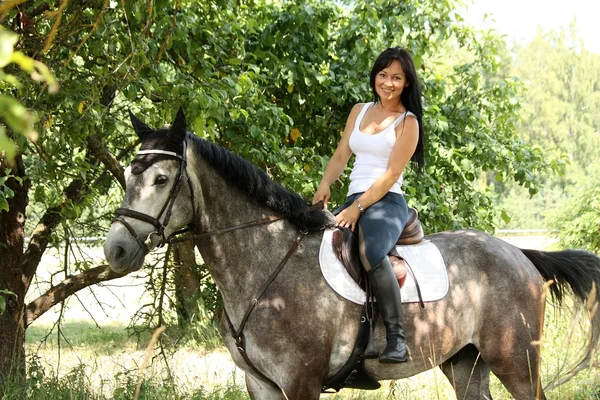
[154,175,168,185]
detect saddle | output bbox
[332,207,424,290]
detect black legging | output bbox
[334,192,408,270]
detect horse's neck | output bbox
[189,154,299,320]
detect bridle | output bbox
[112,141,193,254]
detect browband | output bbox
[137,149,184,160]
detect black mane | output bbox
[187,133,334,231]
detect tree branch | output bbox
[22,122,137,292]
[25,264,128,327]
[22,83,126,290]
[87,134,125,189]
[21,179,86,292]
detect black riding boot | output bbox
[368,256,408,363]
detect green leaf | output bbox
[0,95,35,135]
[0,30,18,68]
[10,51,34,72]
[2,185,14,199]
[0,127,17,161]
[500,209,511,224]
[0,196,7,213]
[34,185,45,202]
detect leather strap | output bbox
[223,229,308,385]
[114,208,163,232]
[403,259,425,308]
[113,141,194,250]
[112,215,150,256]
[170,201,325,243]
[170,215,284,243]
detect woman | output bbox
[313,46,424,363]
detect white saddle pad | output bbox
[319,229,449,305]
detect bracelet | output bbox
[354,199,365,214]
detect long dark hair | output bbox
[369,46,424,171]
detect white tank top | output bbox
[348,102,415,195]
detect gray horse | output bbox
[104,109,600,400]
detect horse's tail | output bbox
[521,248,600,390]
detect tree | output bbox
[547,169,600,254]
[0,0,554,389]
[495,23,600,229]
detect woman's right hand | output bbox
[313,184,331,206]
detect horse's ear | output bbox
[129,110,154,139]
[168,107,186,144]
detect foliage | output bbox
[493,184,564,229]
[0,27,55,161]
[0,26,55,215]
[495,23,600,229]
[547,172,600,253]
[513,24,600,181]
[1,353,252,400]
[3,0,555,238]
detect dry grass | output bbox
[22,297,600,399]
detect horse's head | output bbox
[104,108,195,273]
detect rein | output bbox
[169,214,285,243]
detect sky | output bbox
[461,0,600,53]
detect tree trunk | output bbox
[0,89,121,391]
[172,237,201,327]
[0,155,30,391]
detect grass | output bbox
[26,321,148,354]
[7,299,598,400]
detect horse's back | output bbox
[427,229,543,285]
[366,229,546,381]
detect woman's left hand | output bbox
[335,203,361,231]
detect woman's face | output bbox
[374,60,408,103]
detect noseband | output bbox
[112,141,193,254]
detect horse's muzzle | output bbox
[104,224,147,273]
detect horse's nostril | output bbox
[114,246,126,261]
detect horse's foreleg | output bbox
[245,371,322,400]
[245,373,285,400]
[440,344,492,400]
